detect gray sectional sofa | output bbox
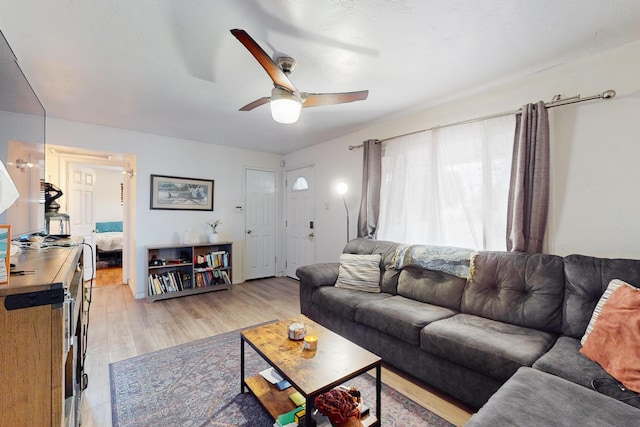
[297,238,640,425]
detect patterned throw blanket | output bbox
[392,244,476,278]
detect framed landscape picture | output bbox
[150,175,214,211]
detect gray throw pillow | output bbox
[335,253,382,293]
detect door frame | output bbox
[47,145,135,288]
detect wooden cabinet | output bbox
[0,241,84,427]
[145,242,232,302]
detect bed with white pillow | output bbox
[95,221,123,266]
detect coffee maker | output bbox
[44,182,71,237]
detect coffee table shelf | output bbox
[244,374,377,426]
[241,319,381,427]
[244,375,294,419]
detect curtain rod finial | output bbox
[602,90,616,99]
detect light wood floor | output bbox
[93,266,123,287]
[79,277,473,427]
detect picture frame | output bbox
[150,175,214,211]
[0,225,10,284]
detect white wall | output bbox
[286,40,640,262]
[285,139,364,263]
[46,119,283,298]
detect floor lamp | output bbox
[336,183,349,242]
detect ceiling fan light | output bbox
[270,88,301,124]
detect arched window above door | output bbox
[292,176,309,191]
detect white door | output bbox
[244,169,277,280]
[286,166,315,278]
[68,163,96,280]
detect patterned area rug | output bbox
[110,323,454,427]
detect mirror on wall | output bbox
[0,29,46,237]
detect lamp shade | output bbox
[270,87,302,124]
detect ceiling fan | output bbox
[230,29,369,124]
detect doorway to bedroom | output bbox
[46,145,135,287]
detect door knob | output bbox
[307,232,314,238]
[247,230,252,234]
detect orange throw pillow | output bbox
[580,282,640,393]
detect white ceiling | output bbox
[2,1,640,155]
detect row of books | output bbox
[194,268,231,287]
[147,270,192,295]
[195,250,229,269]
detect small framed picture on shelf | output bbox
[0,225,10,284]
[150,175,214,211]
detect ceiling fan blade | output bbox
[230,29,297,93]
[302,90,369,108]
[239,97,271,111]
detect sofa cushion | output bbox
[580,281,640,393]
[532,335,640,407]
[562,254,640,338]
[462,251,565,333]
[311,286,392,321]
[354,295,457,346]
[335,253,382,293]
[396,266,466,312]
[421,313,557,382]
[343,238,401,294]
[466,367,640,427]
[533,335,610,387]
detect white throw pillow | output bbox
[335,253,382,293]
[580,278,626,345]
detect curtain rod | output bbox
[348,89,616,150]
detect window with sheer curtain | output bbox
[376,116,514,250]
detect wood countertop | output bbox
[1,238,83,297]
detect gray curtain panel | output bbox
[506,101,550,253]
[357,139,382,238]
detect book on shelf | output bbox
[147,276,155,295]
[147,269,189,295]
[259,367,283,384]
[182,272,192,289]
[210,251,229,269]
[149,275,164,295]
[289,391,305,407]
[221,270,231,284]
[195,250,229,269]
[275,406,304,427]
[194,267,229,287]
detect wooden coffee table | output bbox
[241,318,381,426]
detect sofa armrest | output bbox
[298,263,339,318]
[296,263,339,289]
